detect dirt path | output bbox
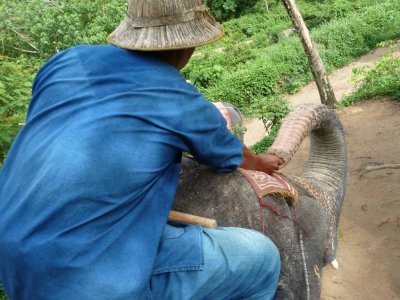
[286,42,400,106]
[244,45,400,299]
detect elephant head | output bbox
[173,103,347,299]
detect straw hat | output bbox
[107,0,224,51]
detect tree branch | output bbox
[9,28,39,51]
[12,46,38,54]
[359,163,400,178]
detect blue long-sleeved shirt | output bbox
[0,45,243,299]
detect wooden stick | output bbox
[168,211,217,229]
[359,163,400,178]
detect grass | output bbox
[339,42,400,107]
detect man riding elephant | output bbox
[0,0,283,299]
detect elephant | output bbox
[172,103,347,299]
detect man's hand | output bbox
[240,146,283,174]
[255,153,283,174]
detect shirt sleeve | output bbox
[171,86,244,172]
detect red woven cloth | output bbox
[237,169,298,206]
[237,168,301,233]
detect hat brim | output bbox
[107,11,224,51]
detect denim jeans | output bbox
[150,227,280,299]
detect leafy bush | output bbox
[190,0,400,152]
[247,95,291,154]
[0,285,6,300]
[188,65,224,88]
[0,0,126,59]
[221,6,290,42]
[204,63,280,114]
[183,43,256,87]
[202,0,380,49]
[206,0,259,21]
[190,35,310,115]
[250,125,280,154]
[300,0,366,29]
[340,42,400,106]
[248,96,291,154]
[185,0,400,119]
[313,0,400,70]
[0,56,37,165]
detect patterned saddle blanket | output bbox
[237,168,298,206]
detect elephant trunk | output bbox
[268,103,347,263]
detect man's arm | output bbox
[240,146,283,174]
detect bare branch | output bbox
[264,0,269,12]
[9,28,39,51]
[280,0,336,107]
[359,163,400,178]
[43,0,64,8]
[12,46,38,54]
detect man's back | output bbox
[0,45,242,299]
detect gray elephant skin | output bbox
[173,104,347,299]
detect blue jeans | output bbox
[150,227,280,299]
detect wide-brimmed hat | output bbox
[107,0,224,51]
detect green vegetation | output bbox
[1,0,399,161]
[1,0,125,59]
[205,0,259,21]
[185,0,400,114]
[184,0,400,152]
[340,41,400,107]
[0,285,6,300]
[0,56,37,163]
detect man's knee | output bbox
[245,229,281,278]
[150,227,281,299]
[204,227,280,281]
[215,228,280,299]
[237,229,280,299]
